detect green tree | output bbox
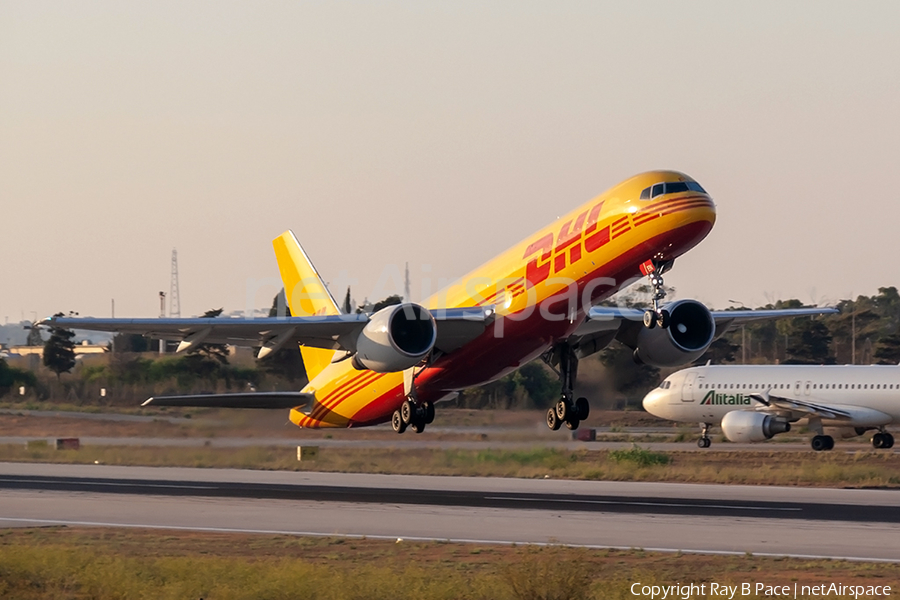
[873,333,900,365]
[25,324,43,347]
[0,358,37,397]
[785,319,834,364]
[43,312,77,380]
[186,308,229,365]
[516,361,558,408]
[341,287,353,314]
[599,341,660,402]
[695,337,739,365]
[112,333,150,353]
[371,294,403,313]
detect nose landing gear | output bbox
[640,259,673,329]
[697,422,712,448]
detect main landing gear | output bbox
[391,399,435,434]
[811,435,835,451]
[697,422,712,448]
[808,417,834,451]
[872,429,895,449]
[391,366,435,434]
[543,345,590,431]
[640,259,674,330]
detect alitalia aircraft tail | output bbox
[272,230,342,381]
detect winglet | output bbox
[272,231,341,380]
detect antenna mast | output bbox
[404,262,411,302]
[169,248,181,318]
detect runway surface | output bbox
[2,462,900,561]
[2,435,886,452]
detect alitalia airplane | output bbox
[643,364,899,451]
[42,171,833,434]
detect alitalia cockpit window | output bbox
[639,180,707,200]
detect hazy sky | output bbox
[2,1,899,322]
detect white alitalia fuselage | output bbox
[643,364,900,428]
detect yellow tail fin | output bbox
[272,231,341,381]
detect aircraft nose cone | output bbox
[642,388,666,417]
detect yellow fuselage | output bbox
[292,170,716,428]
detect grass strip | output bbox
[0,528,897,600]
[4,444,900,487]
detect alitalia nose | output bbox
[642,383,676,420]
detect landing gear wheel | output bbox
[811,435,834,451]
[643,310,657,329]
[423,401,435,424]
[697,437,711,448]
[391,410,407,434]
[565,418,580,431]
[546,408,561,431]
[575,397,590,421]
[872,432,893,449]
[885,433,895,449]
[555,399,570,422]
[411,420,425,434]
[400,399,415,425]
[657,309,670,329]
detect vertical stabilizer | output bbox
[272,231,341,380]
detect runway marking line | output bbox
[0,516,897,564]
[483,496,803,512]
[0,477,217,490]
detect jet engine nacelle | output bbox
[721,410,791,443]
[634,299,715,367]
[352,303,437,373]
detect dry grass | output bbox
[0,527,897,599]
[5,444,900,487]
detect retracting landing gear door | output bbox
[681,372,698,402]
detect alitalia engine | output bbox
[634,299,715,367]
[721,411,791,443]
[352,303,437,373]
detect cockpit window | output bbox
[639,180,707,200]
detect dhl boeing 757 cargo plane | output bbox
[43,171,835,433]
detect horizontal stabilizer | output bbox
[142,391,313,409]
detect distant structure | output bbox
[404,262,411,302]
[158,291,166,354]
[169,248,181,318]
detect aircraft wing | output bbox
[748,392,853,420]
[142,391,314,409]
[748,392,892,426]
[39,306,494,357]
[576,305,837,340]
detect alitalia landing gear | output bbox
[808,417,834,451]
[872,429,895,449]
[811,435,834,451]
[640,259,673,329]
[697,422,712,448]
[543,345,590,431]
